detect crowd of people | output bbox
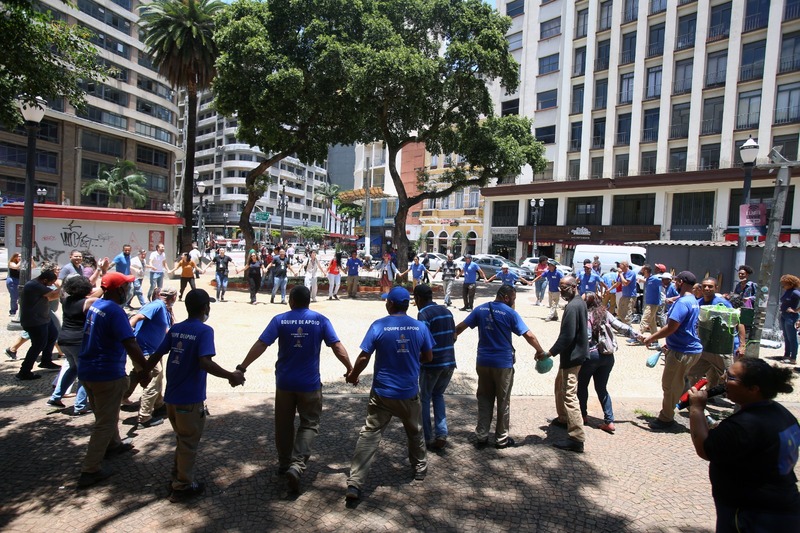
[4,243,800,526]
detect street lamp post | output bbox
[530,198,545,257]
[196,181,206,250]
[18,97,46,289]
[734,136,759,286]
[36,187,47,203]
[223,212,229,239]
[278,180,287,246]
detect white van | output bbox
[572,245,647,274]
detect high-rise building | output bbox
[483,0,800,265]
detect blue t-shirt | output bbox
[495,271,519,286]
[780,289,800,316]
[157,318,215,404]
[577,270,602,295]
[463,301,529,368]
[79,298,135,382]
[603,272,618,294]
[346,257,363,276]
[644,275,662,305]
[359,314,434,400]
[417,303,456,368]
[112,252,132,275]
[542,269,563,292]
[410,263,426,280]
[258,308,340,392]
[665,283,679,308]
[619,269,637,297]
[133,299,172,355]
[462,262,481,284]
[666,294,703,354]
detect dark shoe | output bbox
[414,465,427,481]
[333,295,339,300]
[495,437,515,449]
[16,372,41,381]
[286,467,301,492]
[345,485,361,501]
[105,438,134,458]
[277,466,290,475]
[78,468,114,488]
[38,362,61,370]
[459,307,469,311]
[648,418,677,431]
[271,296,275,304]
[5,348,17,360]
[138,417,164,428]
[169,481,205,503]
[548,418,568,429]
[281,300,287,305]
[432,437,447,450]
[473,439,489,449]
[47,398,66,408]
[598,422,616,434]
[71,408,92,416]
[552,439,584,453]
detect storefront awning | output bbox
[337,187,390,203]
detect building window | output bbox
[708,2,732,42]
[568,159,581,181]
[506,0,524,17]
[535,125,556,144]
[469,187,479,208]
[136,98,174,123]
[572,84,584,114]
[576,8,589,38]
[85,25,130,58]
[773,133,799,160]
[728,186,794,226]
[620,73,635,104]
[775,82,800,124]
[646,66,662,100]
[642,108,660,142]
[135,121,172,143]
[136,145,169,168]
[744,0,770,32]
[615,153,630,177]
[501,98,519,116]
[737,89,762,129]
[455,190,464,209]
[788,0,800,21]
[596,39,611,70]
[617,113,632,145]
[507,31,523,51]
[541,17,561,39]
[706,51,728,87]
[702,96,725,134]
[599,1,613,31]
[491,200,519,227]
[77,0,131,34]
[780,32,800,73]
[740,40,766,81]
[650,0,667,14]
[539,53,559,75]
[567,196,603,225]
[670,103,691,139]
[621,32,637,64]
[537,89,558,110]
[0,142,58,173]
[573,47,586,76]
[700,143,721,170]
[676,13,697,50]
[673,58,693,95]
[592,118,606,148]
[641,150,657,174]
[613,194,655,225]
[137,75,173,102]
[81,131,124,157]
[80,81,129,106]
[570,122,582,151]
[591,157,604,179]
[595,78,608,109]
[669,148,688,173]
[648,23,665,57]
[623,0,639,23]
[78,105,128,130]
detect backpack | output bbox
[596,320,618,355]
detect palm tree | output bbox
[138,0,224,252]
[80,160,148,208]
[315,183,341,233]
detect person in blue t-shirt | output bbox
[779,274,800,364]
[532,260,564,321]
[576,260,606,297]
[601,268,619,315]
[400,256,430,292]
[638,265,662,337]
[456,255,486,311]
[344,287,434,502]
[236,285,353,493]
[485,264,531,287]
[616,261,638,325]
[455,285,544,449]
[110,244,134,308]
[77,272,150,489]
[146,289,244,502]
[128,286,177,428]
[642,271,703,430]
[345,250,366,298]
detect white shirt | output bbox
[189,248,202,265]
[130,256,146,280]
[149,251,166,273]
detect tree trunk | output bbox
[239,150,291,254]
[181,87,198,253]
[394,203,410,272]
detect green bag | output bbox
[698,304,739,354]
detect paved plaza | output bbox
[1,265,799,532]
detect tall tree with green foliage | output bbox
[315,183,341,233]
[0,0,104,127]
[138,0,224,252]
[80,160,148,209]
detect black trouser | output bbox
[462,283,476,309]
[248,275,261,302]
[20,319,58,374]
[179,276,196,298]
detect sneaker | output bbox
[328,297,333,300]
[5,348,17,360]
[285,467,301,492]
[648,418,677,431]
[37,362,61,370]
[169,481,205,503]
[271,296,275,304]
[77,468,114,489]
[72,408,92,416]
[413,465,427,481]
[333,295,339,300]
[495,437,515,449]
[47,398,66,408]
[598,422,616,434]
[138,417,164,428]
[105,438,134,458]
[345,485,361,501]
[15,372,41,381]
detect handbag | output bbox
[597,321,618,355]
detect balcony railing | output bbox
[641,128,659,142]
[740,62,765,82]
[673,77,693,95]
[705,70,726,88]
[595,57,610,71]
[620,49,636,65]
[699,161,720,171]
[619,90,634,104]
[675,32,695,50]
[774,105,800,124]
[743,12,768,32]
[779,55,800,74]
[569,139,582,151]
[736,111,760,130]
[623,8,638,23]
[650,0,667,15]
[615,131,630,145]
[786,2,800,21]
[669,123,689,138]
[707,23,730,42]
[647,42,664,58]
[669,164,687,173]
[700,118,723,135]
[592,135,605,148]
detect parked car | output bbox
[418,252,447,271]
[520,257,573,275]
[472,255,534,283]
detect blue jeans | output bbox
[715,500,800,533]
[132,278,146,307]
[215,273,228,299]
[272,276,288,302]
[577,353,615,423]
[781,313,798,360]
[51,344,88,411]
[7,276,19,315]
[419,365,455,443]
[149,271,164,297]
[535,279,546,302]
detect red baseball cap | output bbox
[101,272,135,291]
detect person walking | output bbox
[110,244,133,308]
[431,253,458,307]
[266,249,295,304]
[456,254,485,311]
[17,267,62,380]
[344,287,434,502]
[129,249,148,308]
[455,285,544,449]
[201,247,238,302]
[778,274,800,365]
[243,250,264,304]
[638,264,661,338]
[537,275,588,453]
[374,252,400,296]
[303,250,322,302]
[532,259,563,321]
[235,285,352,493]
[576,259,605,297]
[345,250,365,299]
[147,243,167,296]
[601,267,618,316]
[413,284,457,450]
[485,264,531,286]
[641,271,703,431]
[171,253,197,301]
[615,261,637,325]
[400,256,429,292]
[7,252,21,316]
[325,253,342,300]
[533,256,548,306]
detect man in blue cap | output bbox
[344,286,435,502]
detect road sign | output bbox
[255,212,270,222]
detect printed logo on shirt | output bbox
[396,333,410,354]
[171,340,184,365]
[293,327,307,348]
